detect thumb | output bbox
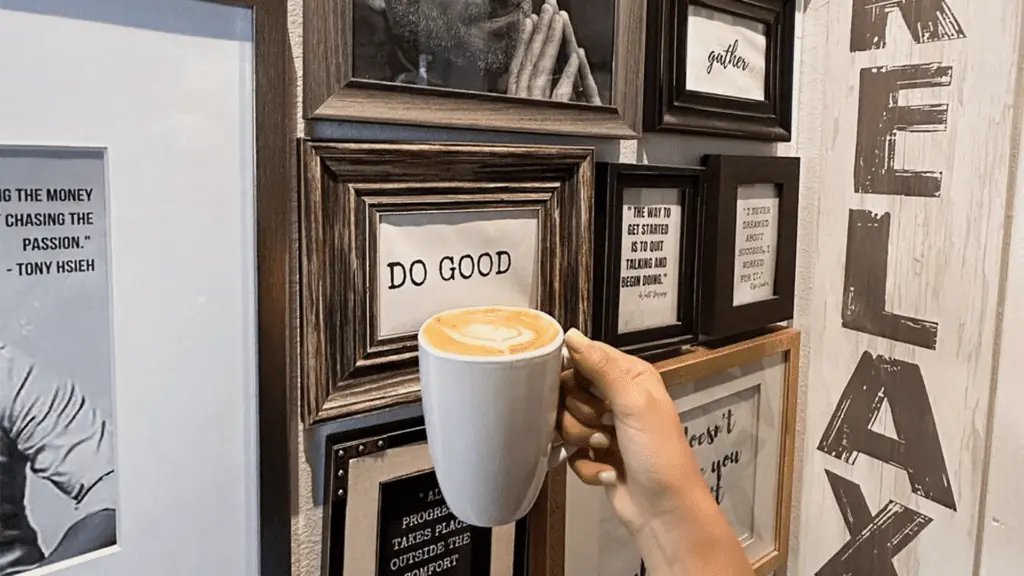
[564,328,635,404]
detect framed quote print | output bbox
[562,327,799,576]
[304,0,646,138]
[322,416,553,576]
[592,163,702,361]
[301,141,593,424]
[644,0,795,140]
[699,154,799,338]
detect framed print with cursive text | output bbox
[304,0,647,138]
[592,162,702,361]
[301,141,593,424]
[644,0,795,140]
[699,154,799,339]
[561,327,799,576]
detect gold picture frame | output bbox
[555,326,799,576]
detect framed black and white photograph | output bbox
[592,163,702,361]
[699,154,799,338]
[0,146,119,571]
[644,0,795,140]
[301,141,593,424]
[322,417,539,576]
[561,327,799,576]
[304,0,646,138]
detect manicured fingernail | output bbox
[597,470,617,486]
[590,432,610,449]
[601,412,614,426]
[565,328,589,353]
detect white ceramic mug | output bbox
[417,306,572,527]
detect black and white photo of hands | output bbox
[506,0,602,103]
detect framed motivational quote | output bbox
[644,0,795,140]
[592,163,701,361]
[322,416,554,576]
[561,327,799,576]
[301,141,593,424]
[699,154,799,339]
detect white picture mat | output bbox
[733,183,780,306]
[617,188,683,334]
[686,5,767,101]
[345,443,515,576]
[376,208,540,337]
[563,353,786,574]
[0,1,259,574]
[668,353,785,563]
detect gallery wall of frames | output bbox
[288,0,801,575]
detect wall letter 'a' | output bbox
[856,64,952,198]
[851,0,966,53]
[818,352,956,511]
[843,210,938,349]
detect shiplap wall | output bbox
[793,1,1023,575]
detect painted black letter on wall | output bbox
[850,0,966,53]
[856,64,952,199]
[818,351,956,511]
[816,470,933,576]
[843,210,938,349]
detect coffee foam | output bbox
[420,307,561,357]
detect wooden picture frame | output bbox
[699,154,799,338]
[304,0,646,138]
[560,327,799,576]
[592,163,702,361]
[644,0,795,140]
[301,141,594,424]
[322,416,558,575]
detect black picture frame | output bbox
[322,416,541,576]
[699,154,800,338]
[644,0,796,140]
[593,163,702,361]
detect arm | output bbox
[1,343,118,561]
[559,330,753,576]
[36,509,116,567]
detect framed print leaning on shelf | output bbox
[322,416,557,576]
[301,141,593,424]
[592,163,702,361]
[644,0,795,140]
[699,154,799,338]
[561,327,799,576]
[304,0,645,138]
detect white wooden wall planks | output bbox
[793,1,1022,575]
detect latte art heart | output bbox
[441,323,538,353]
[421,307,562,357]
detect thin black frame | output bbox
[322,417,530,576]
[593,163,702,361]
[699,154,800,338]
[644,0,795,140]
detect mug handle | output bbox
[549,345,577,469]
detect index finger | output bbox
[564,329,656,406]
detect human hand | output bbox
[505,1,602,103]
[557,329,706,536]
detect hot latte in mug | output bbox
[420,307,561,357]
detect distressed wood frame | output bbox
[699,154,799,338]
[303,0,646,138]
[592,162,703,361]
[322,416,557,575]
[644,0,795,140]
[301,141,593,424]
